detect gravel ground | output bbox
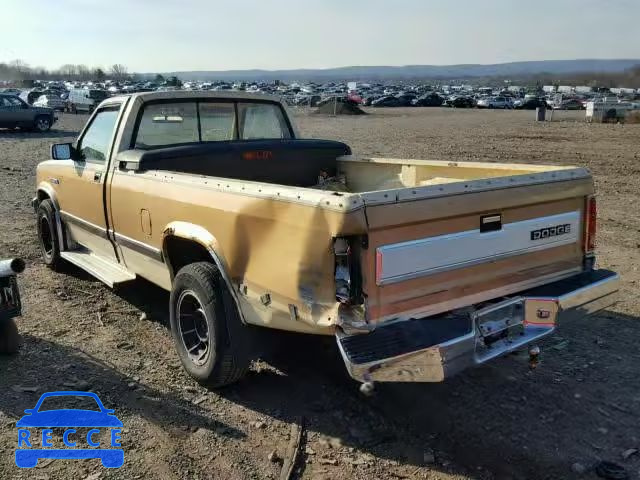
[0,107,639,480]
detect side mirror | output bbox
[22,103,29,109]
[23,409,34,415]
[51,143,73,160]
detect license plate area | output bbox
[474,298,525,344]
[473,297,558,363]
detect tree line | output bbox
[0,60,131,82]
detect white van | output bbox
[66,88,109,113]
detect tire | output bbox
[36,199,62,269]
[34,115,51,132]
[169,262,252,387]
[0,319,20,354]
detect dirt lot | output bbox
[1,107,639,480]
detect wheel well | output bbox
[164,236,213,277]
[37,190,51,202]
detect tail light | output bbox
[584,196,597,253]
[334,237,364,305]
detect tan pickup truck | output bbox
[33,91,619,388]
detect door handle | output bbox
[93,172,102,182]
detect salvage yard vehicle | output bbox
[476,96,513,109]
[33,91,619,388]
[0,258,25,354]
[0,94,57,132]
[66,88,110,113]
[33,94,66,112]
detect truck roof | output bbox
[108,90,285,105]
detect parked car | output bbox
[33,94,66,111]
[66,88,110,113]
[395,94,417,106]
[553,98,585,110]
[361,96,378,106]
[33,91,619,389]
[477,96,513,109]
[371,95,403,107]
[412,93,444,107]
[19,89,45,105]
[0,94,57,131]
[444,96,476,108]
[514,98,547,110]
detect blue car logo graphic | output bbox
[15,391,123,468]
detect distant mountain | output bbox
[156,59,640,82]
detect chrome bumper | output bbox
[337,269,620,383]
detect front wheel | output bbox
[169,262,253,388]
[37,199,62,269]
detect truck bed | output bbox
[115,140,593,329]
[336,155,585,195]
[330,156,593,325]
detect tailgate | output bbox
[359,176,594,324]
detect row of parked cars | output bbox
[1,87,112,113]
[364,94,592,110]
[351,93,559,110]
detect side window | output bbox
[199,103,236,141]
[0,97,10,108]
[8,97,23,107]
[135,102,198,148]
[77,108,120,163]
[237,103,291,140]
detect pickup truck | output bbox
[33,91,619,388]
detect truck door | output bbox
[56,105,122,263]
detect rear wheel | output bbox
[169,262,253,388]
[37,199,62,269]
[34,116,51,132]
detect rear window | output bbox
[237,103,291,140]
[135,102,199,148]
[133,100,291,149]
[200,103,236,141]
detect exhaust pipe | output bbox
[0,258,26,277]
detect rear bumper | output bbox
[337,269,619,383]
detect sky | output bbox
[2,0,639,73]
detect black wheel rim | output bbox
[39,215,53,259]
[37,118,49,131]
[177,290,211,366]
